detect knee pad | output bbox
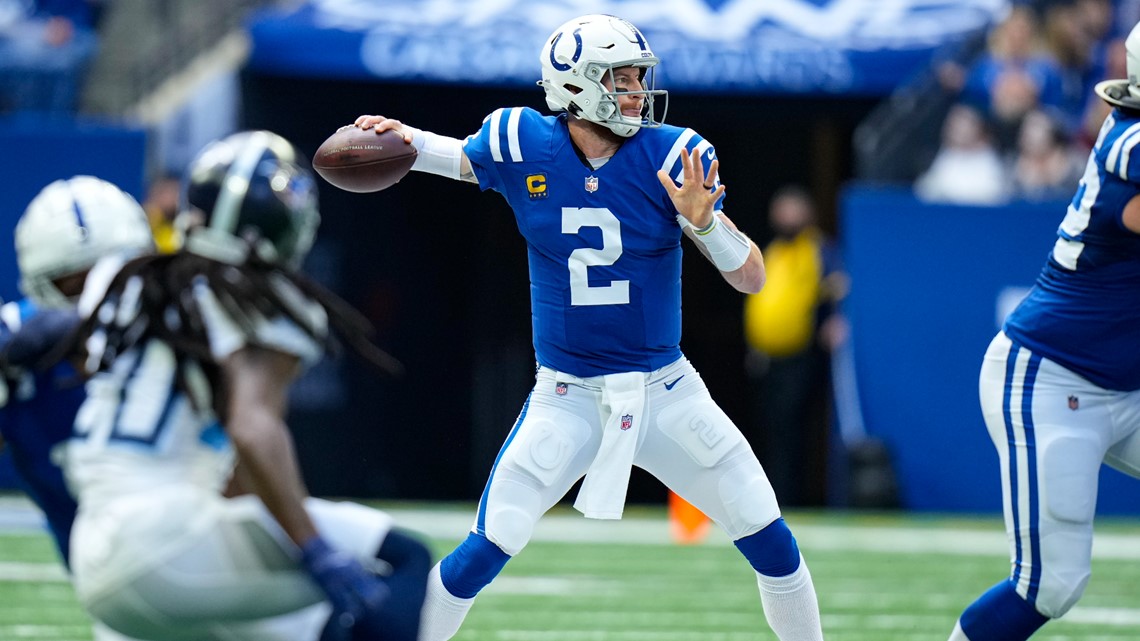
[439,533,510,599]
[733,517,800,577]
[480,476,543,555]
[717,453,780,539]
[1034,566,1090,618]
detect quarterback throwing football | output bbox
[355,14,825,641]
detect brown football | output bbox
[312,126,417,193]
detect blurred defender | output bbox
[946,23,1140,641]
[1,176,155,641]
[354,14,824,641]
[52,132,428,641]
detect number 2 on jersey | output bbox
[562,207,629,306]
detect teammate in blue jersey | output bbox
[946,23,1140,641]
[0,176,157,641]
[42,132,429,641]
[354,14,825,641]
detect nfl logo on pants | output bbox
[620,414,633,430]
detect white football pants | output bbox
[980,332,1140,618]
[472,356,781,556]
[71,493,391,641]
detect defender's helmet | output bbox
[1095,21,1140,110]
[182,130,319,268]
[538,14,668,137]
[15,176,154,308]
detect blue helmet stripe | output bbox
[71,194,88,233]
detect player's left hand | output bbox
[300,536,391,639]
[656,147,725,229]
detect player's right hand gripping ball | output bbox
[313,126,417,193]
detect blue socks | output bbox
[733,517,801,577]
[439,532,511,599]
[959,580,1048,641]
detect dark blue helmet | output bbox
[182,130,319,267]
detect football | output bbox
[312,125,417,193]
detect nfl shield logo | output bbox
[585,176,599,193]
[1068,395,1079,410]
[555,382,568,396]
[620,414,633,430]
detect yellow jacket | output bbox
[743,228,824,358]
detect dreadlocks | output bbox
[50,248,401,420]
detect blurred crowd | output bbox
[0,0,104,117]
[916,0,1129,205]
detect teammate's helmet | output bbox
[538,14,668,137]
[15,176,154,309]
[1095,21,1140,110]
[182,130,319,268]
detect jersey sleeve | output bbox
[462,107,550,194]
[194,275,327,368]
[658,128,726,227]
[1102,119,1140,184]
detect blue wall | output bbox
[841,184,1139,514]
[0,115,147,303]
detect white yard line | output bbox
[0,496,1136,561]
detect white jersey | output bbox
[64,254,328,510]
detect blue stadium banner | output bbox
[841,185,1138,515]
[246,0,1008,96]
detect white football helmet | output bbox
[15,176,155,309]
[1127,21,1140,99]
[1095,21,1140,109]
[538,14,668,137]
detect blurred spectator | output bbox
[955,5,1067,151]
[142,173,181,253]
[1011,108,1086,200]
[0,0,103,116]
[915,103,1011,205]
[743,186,848,507]
[1079,34,1127,149]
[1041,0,1112,131]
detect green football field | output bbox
[1,499,1137,641]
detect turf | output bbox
[0,503,1136,640]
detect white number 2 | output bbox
[561,207,629,306]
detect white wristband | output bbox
[693,216,752,272]
[407,127,463,180]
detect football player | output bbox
[47,132,428,641]
[353,14,824,641]
[0,175,156,641]
[946,22,1140,641]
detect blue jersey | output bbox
[463,108,722,377]
[0,300,82,566]
[1004,109,1140,391]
